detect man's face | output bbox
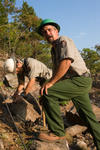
[42,25,59,44]
[16,61,23,74]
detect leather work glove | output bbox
[20,91,28,99]
[12,91,27,102]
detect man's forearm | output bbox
[49,59,71,85]
[17,84,24,94]
[24,78,36,94]
[40,59,71,96]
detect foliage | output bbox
[11,2,51,66]
[95,44,100,55]
[0,0,15,51]
[0,1,52,67]
[81,48,100,74]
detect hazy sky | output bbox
[15,0,100,50]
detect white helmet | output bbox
[4,58,15,73]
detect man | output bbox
[4,57,52,98]
[37,19,100,149]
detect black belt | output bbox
[81,72,91,77]
[69,72,91,78]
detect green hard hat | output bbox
[38,19,60,35]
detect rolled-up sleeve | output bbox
[59,37,75,63]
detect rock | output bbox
[29,139,69,150]
[65,101,100,122]
[92,104,100,121]
[3,73,18,88]
[77,141,88,150]
[65,124,87,137]
[0,139,4,150]
[9,96,41,122]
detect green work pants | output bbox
[42,76,100,150]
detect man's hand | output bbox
[25,78,36,95]
[40,59,71,96]
[12,91,22,102]
[41,82,53,96]
[20,91,28,98]
[12,91,19,99]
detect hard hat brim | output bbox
[38,21,60,36]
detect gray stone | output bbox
[9,96,41,122]
[0,139,4,150]
[29,139,69,150]
[4,73,18,88]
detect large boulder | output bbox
[28,139,69,150]
[3,73,18,88]
[4,96,41,123]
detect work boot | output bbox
[38,132,66,142]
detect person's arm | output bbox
[41,59,71,95]
[17,84,24,94]
[12,83,24,99]
[24,77,36,95]
[13,71,25,97]
[13,78,36,98]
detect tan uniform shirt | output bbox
[18,58,52,84]
[51,36,90,78]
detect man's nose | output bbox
[45,30,51,35]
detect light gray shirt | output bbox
[51,36,90,78]
[18,58,52,84]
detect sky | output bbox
[15,0,100,50]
